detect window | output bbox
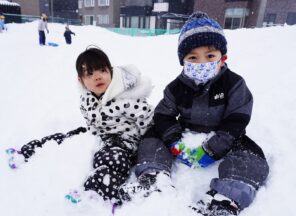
[145,16,150,28]
[98,15,109,24]
[224,8,248,29]
[98,0,110,6]
[139,16,144,28]
[85,15,94,25]
[78,0,83,9]
[84,0,94,7]
[123,16,131,28]
[286,12,296,25]
[167,19,183,30]
[131,16,139,28]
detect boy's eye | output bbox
[188,56,197,60]
[207,54,215,58]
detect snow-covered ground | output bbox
[0,21,295,216]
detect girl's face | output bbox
[79,67,112,97]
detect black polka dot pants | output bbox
[84,146,133,203]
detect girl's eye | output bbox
[86,72,93,77]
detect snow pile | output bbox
[0,21,296,216]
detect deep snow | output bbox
[0,21,295,216]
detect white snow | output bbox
[0,21,296,216]
[0,0,20,6]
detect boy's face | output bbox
[79,67,112,97]
[183,46,227,68]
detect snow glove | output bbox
[169,140,216,168]
[5,148,26,169]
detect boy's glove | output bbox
[169,140,215,168]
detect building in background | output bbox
[263,0,296,26]
[194,0,296,29]
[50,0,78,19]
[151,0,194,30]
[4,0,296,29]
[0,0,21,23]
[11,0,78,19]
[78,0,121,27]
[6,0,39,16]
[120,0,153,29]
[120,0,194,30]
[77,0,194,29]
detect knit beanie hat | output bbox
[178,11,227,65]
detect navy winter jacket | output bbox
[64,30,75,44]
[154,65,253,159]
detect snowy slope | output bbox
[0,21,296,216]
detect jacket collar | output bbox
[79,65,153,105]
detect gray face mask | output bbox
[183,59,220,84]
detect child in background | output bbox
[6,47,154,205]
[64,25,75,44]
[119,12,269,216]
[0,15,5,33]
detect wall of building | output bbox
[13,0,40,16]
[53,0,78,19]
[112,0,121,27]
[194,0,251,27]
[246,0,267,27]
[264,0,296,25]
[194,0,296,28]
[168,0,194,15]
[79,0,121,27]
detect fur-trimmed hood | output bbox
[78,65,153,105]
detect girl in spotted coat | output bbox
[73,47,154,204]
[6,47,154,205]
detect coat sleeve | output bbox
[205,78,253,159]
[80,102,100,136]
[153,83,183,145]
[122,98,154,136]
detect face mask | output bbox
[183,59,220,84]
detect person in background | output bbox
[38,14,49,45]
[0,15,5,33]
[119,11,269,216]
[64,25,75,44]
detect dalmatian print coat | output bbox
[79,65,154,154]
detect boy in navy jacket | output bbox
[119,12,269,216]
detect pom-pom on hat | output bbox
[178,11,227,65]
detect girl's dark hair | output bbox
[76,47,112,78]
